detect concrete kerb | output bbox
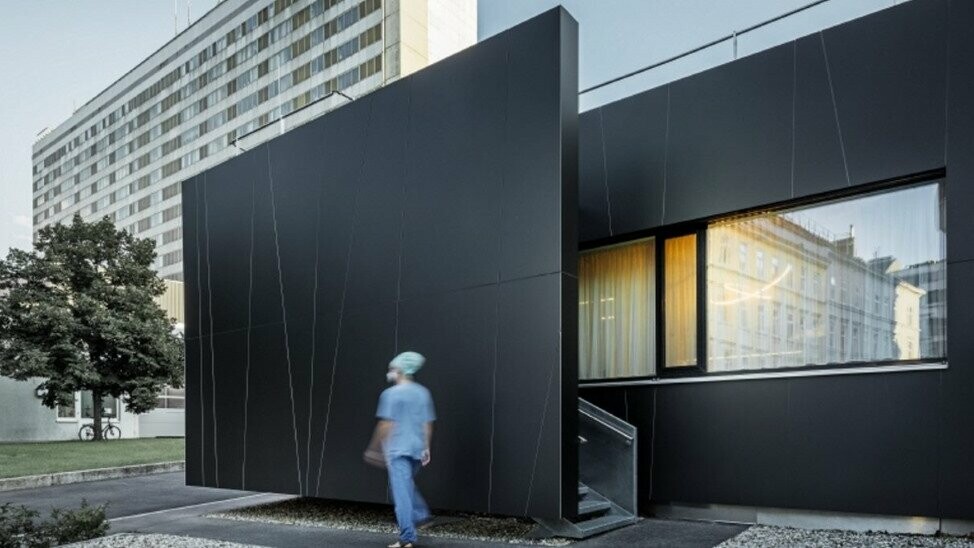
[0,461,185,492]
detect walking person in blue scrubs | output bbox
[374,351,435,548]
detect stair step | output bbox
[575,513,637,536]
[577,499,611,517]
[577,484,589,497]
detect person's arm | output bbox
[368,392,394,460]
[376,419,394,443]
[421,393,435,466]
[422,422,433,466]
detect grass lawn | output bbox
[0,438,184,479]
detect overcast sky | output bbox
[0,0,904,259]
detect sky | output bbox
[0,0,219,259]
[0,0,906,260]
[792,183,945,268]
[478,0,905,111]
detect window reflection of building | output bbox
[579,184,945,380]
[708,215,830,371]
[895,261,947,358]
[706,184,943,372]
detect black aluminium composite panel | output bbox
[579,0,973,520]
[183,8,578,519]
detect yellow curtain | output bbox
[665,235,697,367]
[578,239,656,379]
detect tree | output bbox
[0,215,183,440]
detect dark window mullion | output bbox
[655,236,665,378]
[657,226,706,377]
[695,227,708,373]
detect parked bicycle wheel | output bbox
[78,424,96,441]
[104,424,122,440]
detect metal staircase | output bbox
[534,399,638,539]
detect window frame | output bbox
[578,169,947,386]
[155,386,186,411]
[577,237,660,380]
[56,391,123,423]
[656,226,708,378]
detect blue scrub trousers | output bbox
[388,456,429,544]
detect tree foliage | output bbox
[0,215,183,439]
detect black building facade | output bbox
[183,9,578,520]
[185,0,974,529]
[578,0,973,524]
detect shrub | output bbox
[0,504,39,548]
[0,500,108,548]
[38,500,109,546]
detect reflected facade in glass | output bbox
[706,182,946,371]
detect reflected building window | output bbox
[706,182,946,372]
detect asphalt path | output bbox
[0,471,250,519]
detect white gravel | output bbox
[69,533,263,547]
[719,525,974,547]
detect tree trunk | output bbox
[92,390,104,441]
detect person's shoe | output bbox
[416,515,437,530]
[387,542,414,548]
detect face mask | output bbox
[386,370,399,383]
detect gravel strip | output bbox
[68,533,262,547]
[718,525,974,547]
[210,498,572,546]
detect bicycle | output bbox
[78,418,122,441]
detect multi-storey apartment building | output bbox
[30,0,476,282]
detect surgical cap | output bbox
[389,351,426,376]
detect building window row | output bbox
[162,249,182,267]
[33,0,366,181]
[33,0,380,210]
[35,39,381,232]
[580,180,948,380]
[162,226,182,245]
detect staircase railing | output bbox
[578,398,637,515]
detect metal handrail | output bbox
[579,0,831,95]
[579,407,634,442]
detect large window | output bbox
[579,239,656,379]
[579,180,947,382]
[706,182,946,371]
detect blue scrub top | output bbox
[376,382,436,460]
